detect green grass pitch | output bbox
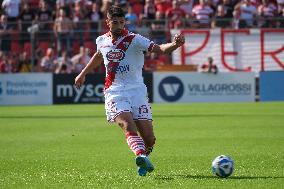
[0,102,283,188]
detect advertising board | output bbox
[154,72,255,103]
[53,73,153,104]
[0,73,52,105]
[259,71,284,101]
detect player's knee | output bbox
[118,120,135,132]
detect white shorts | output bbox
[104,87,152,122]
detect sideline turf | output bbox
[0,102,283,188]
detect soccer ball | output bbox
[212,155,234,178]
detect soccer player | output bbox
[74,5,185,176]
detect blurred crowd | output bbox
[0,0,284,73]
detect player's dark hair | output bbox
[107,5,125,18]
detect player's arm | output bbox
[151,33,185,54]
[74,51,103,89]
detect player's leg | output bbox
[129,87,155,174]
[131,87,155,156]
[133,119,155,174]
[135,120,156,156]
[114,112,146,156]
[115,112,137,133]
[114,112,154,176]
[105,91,153,176]
[106,95,147,157]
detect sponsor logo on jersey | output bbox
[116,65,130,74]
[106,49,125,62]
[107,62,130,74]
[107,62,119,73]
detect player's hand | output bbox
[74,74,85,89]
[173,34,185,47]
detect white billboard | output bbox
[154,72,255,103]
[0,73,52,105]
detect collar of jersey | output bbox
[106,29,129,44]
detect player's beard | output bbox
[111,28,123,38]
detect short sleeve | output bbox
[134,34,155,52]
[95,36,102,53]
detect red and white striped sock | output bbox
[125,132,146,156]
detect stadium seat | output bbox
[23,42,31,57]
[29,0,39,9]
[38,41,50,53]
[72,41,81,54]
[83,31,90,41]
[11,41,22,54]
[84,41,96,54]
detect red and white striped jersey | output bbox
[96,29,154,92]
